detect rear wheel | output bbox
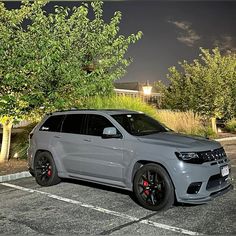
[133,163,174,211]
[34,151,61,186]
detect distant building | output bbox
[114,81,162,107]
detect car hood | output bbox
[137,132,221,152]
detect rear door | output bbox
[54,114,87,174]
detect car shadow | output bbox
[62,178,133,195]
[60,178,201,209]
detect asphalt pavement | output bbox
[0,140,235,235]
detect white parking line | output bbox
[1,182,200,235]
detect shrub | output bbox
[225,119,236,133]
[10,123,37,160]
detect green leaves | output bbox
[160,48,236,120]
[0,1,142,122]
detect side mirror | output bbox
[102,127,122,139]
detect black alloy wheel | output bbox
[133,163,174,211]
[34,151,61,186]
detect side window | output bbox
[87,115,115,136]
[112,115,131,133]
[40,115,64,132]
[61,114,85,134]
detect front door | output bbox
[77,114,125,182]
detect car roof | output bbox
[51,109,142,116]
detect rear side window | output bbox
[61,114,85,134]
[40,115,64,132]
[87,114,114,136]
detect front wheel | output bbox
[133,163,174,211]
[34,151,61,187]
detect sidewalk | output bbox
[215,132,236,143]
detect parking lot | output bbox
[0,140,235,235]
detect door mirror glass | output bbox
[102,127,122,139]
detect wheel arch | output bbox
[132,160,176,211]
[131,160,175,190]
[33,149,64,175]
[33,149,61,186]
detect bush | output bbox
[225,119,236,133]
[10,123,36,160]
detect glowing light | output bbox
[142,80,152,95]
[13,153,18,159]
[217,128,222,133]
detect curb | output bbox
[215,137,236,142]
[0,171,31,183]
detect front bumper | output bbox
[170,159,233,204]
[177,184,233,204]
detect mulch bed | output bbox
[0,159,28,176]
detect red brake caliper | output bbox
[143,180,149,195]
[47,166,52,177]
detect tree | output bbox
[0,1,142,162]
[0,1,44,163]
[158,48,236,133]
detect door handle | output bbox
[54,135,61,138]
[83,138,91,142]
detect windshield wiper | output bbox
[134,130,166,136]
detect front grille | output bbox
[197,147,227,163]
[206,174,228,190]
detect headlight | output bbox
[175,152,203,164]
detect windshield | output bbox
[112,113,168,136]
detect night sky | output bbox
[3,1,236,84]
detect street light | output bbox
[142,80,152,95]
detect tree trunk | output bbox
[211,117,217,134]
[0,120,13,163]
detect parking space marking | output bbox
[1,182,200,235]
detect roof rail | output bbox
[52,108,133,113]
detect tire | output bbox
[133,163,174,211]
[34,151,61,187]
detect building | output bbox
[114,81,162,107]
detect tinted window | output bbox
[87,115,115,136]
[62,114,85,134]
[112,114,167,136]
[40,115,64,132]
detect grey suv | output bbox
[28,109,232,211]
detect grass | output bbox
[81,96,215,138]
[156,110,210,136]
[80,96,158,118]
